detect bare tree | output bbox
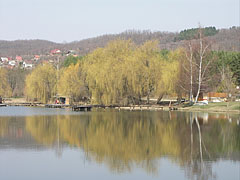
[194,28,212,103]
[185,41,194,102]
[180,26,213,103]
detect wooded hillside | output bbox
[0,27,239,57]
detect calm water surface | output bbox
[0,106,239,180]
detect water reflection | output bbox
[0,109,240,179]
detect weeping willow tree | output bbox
[83,39,181,105]
[154,49,183,103]
[25,64,57,103]
[122,41,157,104]
[51,39,181,105]
[0,68,11,97]
[83,39,134,105]
[58,62,88,103]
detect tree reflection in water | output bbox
[186,112,215,180]
[0,111,239,179]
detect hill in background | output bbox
[0,26,239,57]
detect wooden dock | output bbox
[6,102,43,107]
[71,105,166,112]
[45,104,70,108]
[72,105,92,111]
[44,104,175,112]
[116,105,164,111]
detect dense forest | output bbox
[0,27,239,57]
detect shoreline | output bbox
[177,107,240,114]
[1,98,240,114]
[1,103,240,114]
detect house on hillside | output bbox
[34,55,40,61]
[9,60,16,67]
[23,60,33,69]
[16,56,23,62]
[66,50,77,56]
[1,57,8,62]
[50,49,61,55]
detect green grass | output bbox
[184,102,240,112]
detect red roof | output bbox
[50,49,61,54]
[16,56,22,61]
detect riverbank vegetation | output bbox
[24,40,182,104]
[0,68,11,97]
[1,28,240,106]
[181,102,240,112]
[25,64,57,103]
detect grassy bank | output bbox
[2,98,240,114]
[179,102,240,113]
[4,98,27,104]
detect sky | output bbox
[0,0,239,43]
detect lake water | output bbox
[0,106,239,180]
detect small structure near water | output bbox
[45,104,70,108]
[72,105,92,111]
[54,96,70,105]
[0,96,7,107]
[116,105,164,111]
[198,92,228,102]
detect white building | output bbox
[23,60,33,68]
[9,60,16,66]
[1,57,8,62]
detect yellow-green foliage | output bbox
[155,49,183,97]
[25,64,57,103]
[58,63,86,101]
[84,40,134,104]
[0,68,11,97]
[83,39,180,105]
[23,40,181,105]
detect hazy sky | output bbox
[0,0,239,42]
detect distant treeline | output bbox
[0,27,239,57]
[175,27,219,41]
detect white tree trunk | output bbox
[185,42,194,102]
[189,44,193,103]
[195,30,208,103]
